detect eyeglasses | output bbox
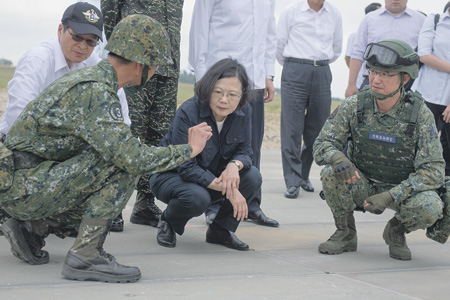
[367,67,400,80]
[364,43,417,67]
[211,90,241,101]
[66,28,99,47]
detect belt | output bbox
[286,57,329,66]
[13,150,46,170]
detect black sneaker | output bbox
[2,218,49,265]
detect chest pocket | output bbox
[223,131,245,159]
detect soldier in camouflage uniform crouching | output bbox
[101,0,184,230]
[0,15,212,283]
[313,39,445,261]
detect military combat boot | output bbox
[2,218,49,265]
[318,212,357,254]
[61,218,141,283]
[110,212,124,232]
[383,217,411,260]
[130,192,162,227]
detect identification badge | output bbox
[369,132,396,144]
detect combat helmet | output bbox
[105,14,172,67]
[364,39,419,100]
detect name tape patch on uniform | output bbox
[369,132,396,144]
[109,103,123,121]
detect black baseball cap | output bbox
[61,2,103,41]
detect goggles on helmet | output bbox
[363,43,417,67]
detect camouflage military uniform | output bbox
[0,59,191,236]
[313,92,445,232]
[101,0,182,202]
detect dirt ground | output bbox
[0,89,281,150]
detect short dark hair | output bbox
[194,58,255,109]
[365,3,381,14]
[444,1,450,13]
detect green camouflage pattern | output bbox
[0,59,192,234]
[104,14,172,67]
[320,165,443,232]
[0,142,13,191]
[313,92,445,233]
[101,0,183,78]
[125,74,178,193]
[366,39,419,79]
[351,90,419,184]
[427,176,450,243]
[101,0,183,200]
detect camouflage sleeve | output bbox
[313,96,358,166]
[389,105,445,202]
[76,83,192,175]
[101,0,124,40]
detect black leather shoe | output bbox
[300,179,314,192]
[157,218,176,248]
[205,213,217,225]
[130,202,162,227]
[2,218,49,265]
[284,186,299,199]
[247,210,279,227]
[206,226,249,251]
[110,213,124,232]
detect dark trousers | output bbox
[280,60,332,188]
[248,90,264,212]
[149,166,262,235]
[425,101,450,176]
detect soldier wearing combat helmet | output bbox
[0,14,212,283]
[313,39,445,261]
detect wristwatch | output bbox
[230,160,242,171]
[266,75,274,81]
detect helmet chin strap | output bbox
[137,65,150,88]
[369,73,405,101]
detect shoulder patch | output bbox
[109,103,123,121]
[329,105,340,119]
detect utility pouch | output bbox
[0,142,14,191]
[427,177,450,244]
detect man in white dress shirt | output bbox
[277,0,343,199]
[345,0,426,98]
[0,1,130,141]
[189,0,279,227]
[0,2,130,234]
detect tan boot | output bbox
[383,217,411,261]
[61,218,141,283]
[319,212,357,254]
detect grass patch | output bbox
[0,66,15,88]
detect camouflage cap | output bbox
[365,39,419,79]
[105,14,172,66]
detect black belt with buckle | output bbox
[286,57,329,66]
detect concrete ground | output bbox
[1,150,450,300]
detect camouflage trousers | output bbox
[125,74,177,203]
[0,148,136,237]
[320,165,443,232]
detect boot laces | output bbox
[97,231,115,261]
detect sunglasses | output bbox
[66,28,99,47]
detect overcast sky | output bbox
[0,0,446,98]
